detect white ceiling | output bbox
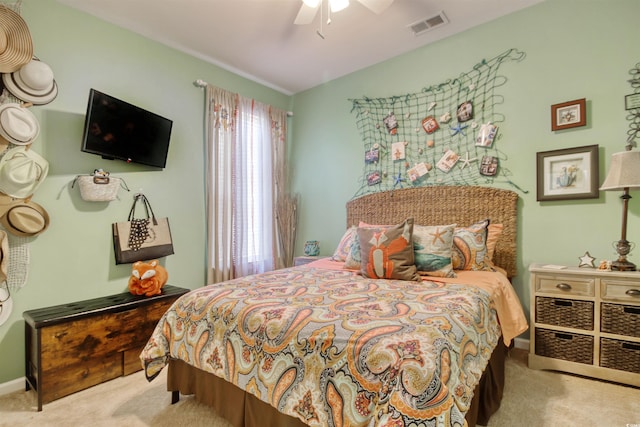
[56,0,542,95]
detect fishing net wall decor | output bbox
[349,48,527,198]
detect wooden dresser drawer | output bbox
[535,274,595,297]
[601,279,640,303]
[40,353,123,404]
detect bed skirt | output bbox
[166,341,508,427]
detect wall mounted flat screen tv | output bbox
[81,89,173,168]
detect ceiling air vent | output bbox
[408,11,448,36]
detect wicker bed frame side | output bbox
[346,186,518,278]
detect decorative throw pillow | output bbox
[358,219,421,281]
[344,222,385,270]
[344,233,362,269]
[413,224,457,278]
[451,219,495,272]
[331,226,357,262]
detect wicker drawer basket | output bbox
[535,328,593,365]
[601,303,640,338]
[536,297,594,330]
[600,338,640,374]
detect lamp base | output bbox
[611,258,636,271]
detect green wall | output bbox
[290,0,640,343]
[0,0,291,383]
[1,0,639,385]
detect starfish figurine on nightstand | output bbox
[578,251,596,268]
[450,122,468,136]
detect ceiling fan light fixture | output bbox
[302,0,320,7]
[330,0,349,13]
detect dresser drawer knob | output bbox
[625,289,640,297]
[556,282,572,291]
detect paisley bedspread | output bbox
[141,266,508,427]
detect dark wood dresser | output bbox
[23,284,189,411]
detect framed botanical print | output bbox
[536,144,599,201]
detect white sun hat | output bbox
[2,58,58,105]
[0,103,39,145]
[0,145,49,198]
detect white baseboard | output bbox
[513,337,529,350]
[0,377,25,396]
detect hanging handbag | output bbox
[112,194,174,264]
[72,172,130,202]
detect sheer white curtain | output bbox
[205,85,289,283]
[233,96,275,276]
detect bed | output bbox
[140,185,528,427]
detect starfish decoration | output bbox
[578,251,596,268]
[430,227,446,244]
[393,171,405,189]
[450,122,468,136]
[459,152,478,169]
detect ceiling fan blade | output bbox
[294,3,320,25]
[357,0,394,14]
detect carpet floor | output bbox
[0,349,638,426]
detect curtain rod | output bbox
[194,79,293,117]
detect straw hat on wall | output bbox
[0,5,33,73]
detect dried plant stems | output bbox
[276,193,298,268]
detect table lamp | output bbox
[600,145,640,271]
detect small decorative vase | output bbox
[303,240,320,256]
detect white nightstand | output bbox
[528,263,640,386]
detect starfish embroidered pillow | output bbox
[358,219,420,281]
[413,224,457,278]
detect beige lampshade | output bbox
[600,150,640,191]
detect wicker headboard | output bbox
[346,186,518,278]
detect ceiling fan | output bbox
[294,0,395,25]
